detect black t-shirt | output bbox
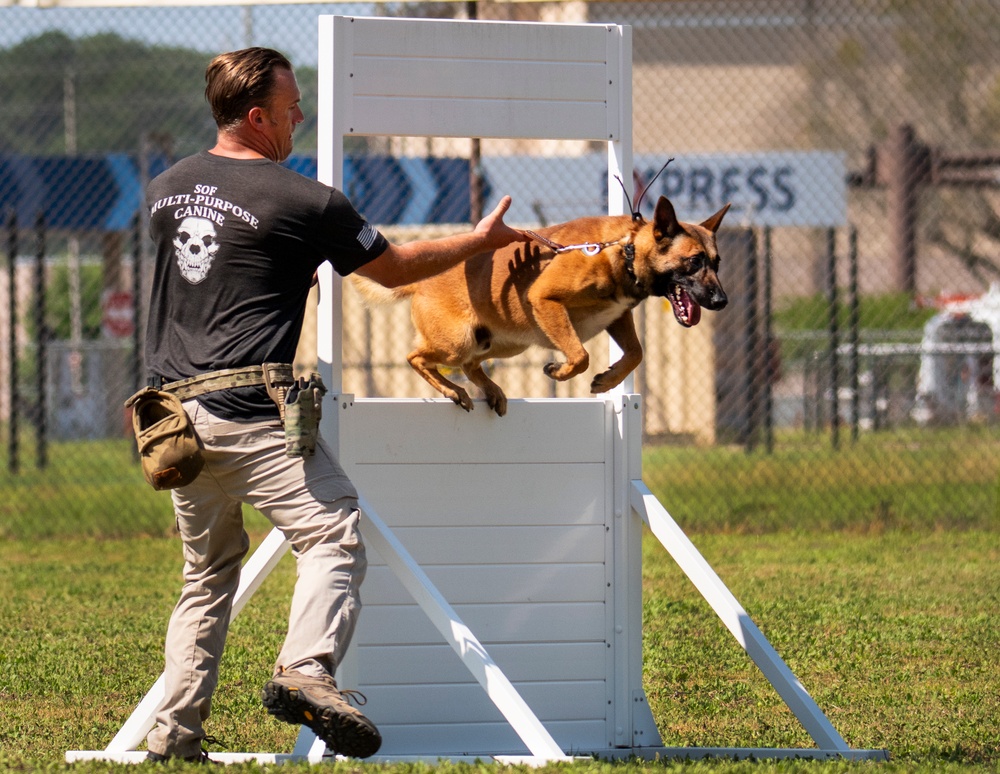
[144,151,389,421]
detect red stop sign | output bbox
[102,291,135,338]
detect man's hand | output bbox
[356,195,530,289]
[474,195,531,252]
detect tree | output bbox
[0,31,214,155]
[802,0,1000,287]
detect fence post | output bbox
[848,226,860,443]
[6,210,18,475]
[742,229,759,451]
[825,227,839,451]
[130,213,143,395]
[34,211,48,469]
[130,213,143,455]
[466,0,483,224]
[762,226,774,454]
[885,123,927,296]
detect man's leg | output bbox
[146,461,248,759]
[235,433,378,756]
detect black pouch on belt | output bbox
[125,387,205,490]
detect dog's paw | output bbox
[543,361,565,380]
[590,370,622,394]
[447,387,474,412]
[485,391,508,417]
[544,358,587,382]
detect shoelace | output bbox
[338,688,368,707]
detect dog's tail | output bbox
[347,274,417,305]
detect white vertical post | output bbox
[606,24,635,396]
[316,14,347,393]
[610,394,649,749]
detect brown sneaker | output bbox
[262,670,381,758]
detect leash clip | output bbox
[524,230,612,256]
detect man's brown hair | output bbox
[205,47,293,130]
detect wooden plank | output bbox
[343,398,609,464]
[357,601,606,646]
[348,17,611,63]
[358,642,608,686]
[364,681,607,726]
[352,463,607,527]
[347,96,611,141]
[363,525,607,566]
[363,564,606,606]
[354,59,609,103]
[375,720,609,756]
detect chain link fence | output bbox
[2,0,1000,537]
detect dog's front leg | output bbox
[536,299,590,381]
[527,288,591,382]
[591,311,643,394]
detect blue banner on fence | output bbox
[0,153,170,231]
[0,150,844,233]
[0,153,478,232]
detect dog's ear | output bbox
[700,203,731,233]
[653,196,683,240]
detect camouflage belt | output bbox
[160,363,295,402]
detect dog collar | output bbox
[622,240,643,292]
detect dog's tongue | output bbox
[670,286,701,327]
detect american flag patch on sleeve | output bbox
[357,223,378,250]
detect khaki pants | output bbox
[146,399,366,758]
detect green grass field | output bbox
[1,430,999,772]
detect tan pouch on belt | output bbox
[283,375,326,458]
[125,387,205,490]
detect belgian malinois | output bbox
[352,194,729,416]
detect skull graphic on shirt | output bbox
[173,217,220,284]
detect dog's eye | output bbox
[688,252,706,271]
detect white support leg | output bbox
[92,501,568,763]
[104,528,290,753]
[357,495,571,762]
[291,727,327,762]
[630,481,850,752]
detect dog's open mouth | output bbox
[669,284,702,327]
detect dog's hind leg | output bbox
[590,310,643,394]
[407,350,475,411]
[463,361,507,417]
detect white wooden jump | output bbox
[68,15,886,764]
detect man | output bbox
[142,47,528,762]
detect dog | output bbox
[351,195,729,416]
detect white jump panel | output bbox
[332,397,626,756]
[323,17,624,141]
